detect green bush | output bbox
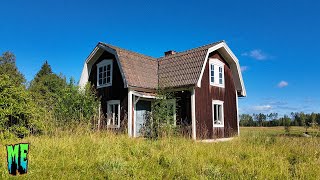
[0,75,44,138]
[54,80,99,128]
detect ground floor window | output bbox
[212,100,224,127]
[107,100,120,128]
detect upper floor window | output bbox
[97,59,113,88]
[209,59,224,88]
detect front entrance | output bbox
[135,100,151,136]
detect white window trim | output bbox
[212,100,224,128]
[209,58,225,88]
[107,100,120,128]
[97,59,113,88]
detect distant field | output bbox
[1,127,320,179]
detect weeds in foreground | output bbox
[0,127,319,179]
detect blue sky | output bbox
[1,0,319,115]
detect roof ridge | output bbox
[99,42,157,61]
[157,40,225,60]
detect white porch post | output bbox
[128,89,133,137]
[191,88,196,140]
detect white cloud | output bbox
[240,66,249,72]
[278,81,288,88]
[242,49,268,60]
[252,105,272,111]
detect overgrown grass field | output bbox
[0,127,319,179]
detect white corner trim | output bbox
[191,88,196,140]
[196,42,246,97]
[212,100,224,128]
[236,90,240,136]
[133,95,137,137]
[128,90,133,137]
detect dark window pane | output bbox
[104,66,106,71]
[99,67,103,73]
[107,65,111,71]
[103,78,106,84]
[211,77,214,83]
[107,71,110,77]
[107,77,110,83]
[219,78,223,84]
[99,73,102,79]
[104,72,106,79]
[99,79,102,85]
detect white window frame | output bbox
[165,99,177,126]
[107,100,120,128]
[209,58,225,88]
[212,100,224,127]
[97,59,113,88]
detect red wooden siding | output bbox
[195,51,238,139]
[88,51,128,131]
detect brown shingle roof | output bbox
[99,41,224,89]
[99,43,158,89]
[158,41,223,88]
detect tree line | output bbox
[0,51,99,139]
[240,112,320,128]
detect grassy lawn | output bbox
[0,127,320,179]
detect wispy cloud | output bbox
[242,49,269,60]
[278,81,289,88]
[240,66,249,72]
[252,105,273,111]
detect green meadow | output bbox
[0,127,319,179]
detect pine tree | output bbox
[0,51,25,85]
[34,60,53,82]
[29,61,66,110]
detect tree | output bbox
[33,60,53,82]
[54,79,99,127]
[240,114,254,126]
[254,113,267,127]
[0,75,43,138]
[0,51,25,85]
[29,61,66,110]
[281,115,291,133]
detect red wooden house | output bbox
[79,41,246,140]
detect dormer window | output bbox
[97,59,113,88]
[209,59,224,88]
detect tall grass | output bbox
[0,127,319,179]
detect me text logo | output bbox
[6,143,29,175]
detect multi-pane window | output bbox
[97,60,112,88]
[210,64,215,83]
[107,100,120,128]
[219,67,223,85]
[212,100,224,127]
[209,59,224,87]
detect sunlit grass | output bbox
[0,127,319,179]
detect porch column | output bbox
[236,90,240,136]
[191,88,196,140]
[128,90,133,137]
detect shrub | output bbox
[54,80,99,128]
[0,75,44,138]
